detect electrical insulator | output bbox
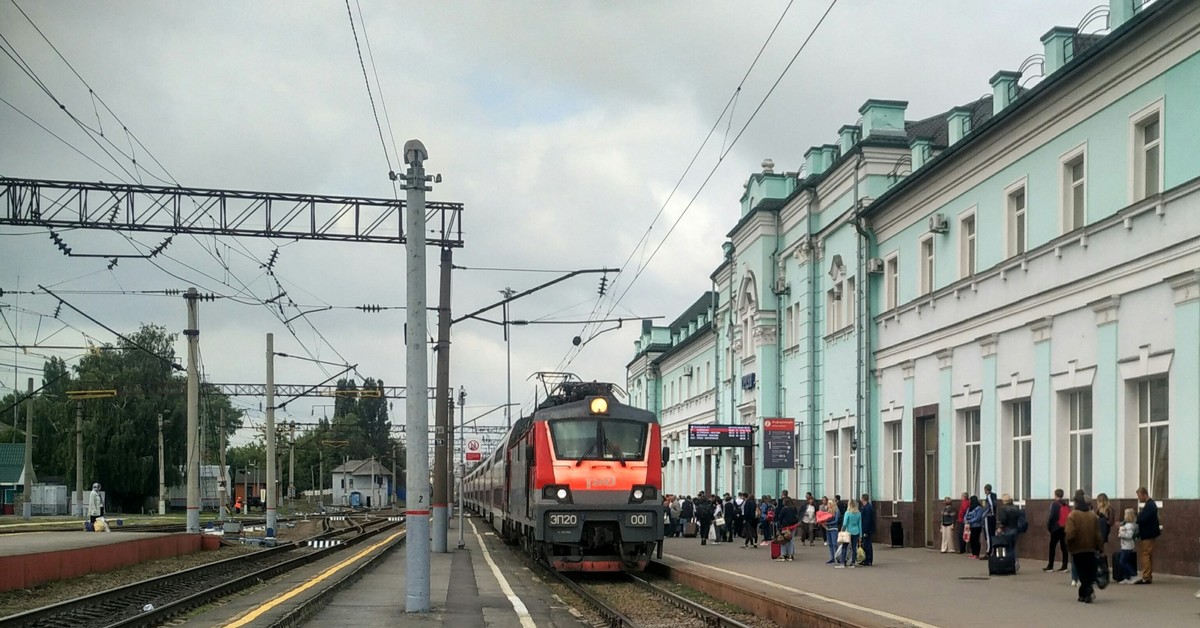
[597,275,608,296]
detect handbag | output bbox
[856,545,866,563]
[815,510,834,525]
[962,527,971,542]
[837,530,851,544]
[714,515,725,527]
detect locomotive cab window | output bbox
[550,419,647,463]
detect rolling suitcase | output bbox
[987,535,1018,575]
[684,521,698,538]
[770,542,782,560]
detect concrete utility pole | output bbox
[184,287,201,533]
[288,421,295,505]
[218,409,228,519]
[432,246,453,553]
[391,442,397,507]
[265,333,277,538]
[22,378,34,520]
[74,400,82,517]
[402,139,432,613]
[457,386,466,549]
[158,413,166,515]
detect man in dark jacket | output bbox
[1043,488,1069,571]
[982,484,998,557]
[1134,486,1160,584]
[858,494,875,566]
[680,496,695,536]
[722,495,738,543]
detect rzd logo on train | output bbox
[586,476,615,488]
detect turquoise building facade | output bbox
[628,0,1200,574]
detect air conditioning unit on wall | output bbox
[928,213,949,234]
[867,258,884,274]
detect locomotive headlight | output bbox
[629,485,657,503]
[542,485,573,503]
[556,488,568,500]
[589,397,609,415]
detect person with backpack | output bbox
[1044,488,1071,572]
[695,494,716,545]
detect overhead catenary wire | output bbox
[562,0,839,371]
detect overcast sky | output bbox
[1,0,1106,447]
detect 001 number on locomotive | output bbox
[548,513,578,526]
[627,513,652,526]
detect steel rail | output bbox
[0,517,400,628]
[626,572,755,628]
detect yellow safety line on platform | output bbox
[665,554,940,628]
[468,518,537,628]
[222,530,405,628]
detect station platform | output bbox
[184,513,582,627]
[660,535,1200,627]
[0,530,211,592]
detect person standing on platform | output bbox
[680,495,695,536]
[1065,494,1103,603]
[956,492,969,554]
[1115,508,1139,584]
[821,499,840,563]
[87,482,104,528]
[801,495,816,546]
[1044,488,1070,572]
[858,494,875,566]
[1134,486,1160,584]
[741,495,759,548]
[940,497,957,553]
[964,495,985,559]
[982,484,998,557]
[696,494,715,545]
[837,500,862,568]
[774,497,799,561]
[669,495,682,537]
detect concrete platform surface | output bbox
[0,531,168,557]
[0,531,215,592]
[661,536,1200,627]
[185,515,584,627]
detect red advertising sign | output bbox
[465,452,482,461]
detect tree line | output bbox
[1,324,405,511]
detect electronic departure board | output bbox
[687,424,754,448]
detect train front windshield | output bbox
[549,419,647,462]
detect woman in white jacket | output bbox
[1115,508,1138,584]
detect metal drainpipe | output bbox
[850,152,875,501]
[773,207,786,495]
[805,187,819,497]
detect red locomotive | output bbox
[464,377,667,571]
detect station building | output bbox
[629,0,1200,573]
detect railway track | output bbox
[546,569,759,628]
[0,516,403,628]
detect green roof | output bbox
[0,443,26,484]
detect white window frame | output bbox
[884,253,899,310]
[1060,144,1087,233]
[961,408,981,498]
[1005,178,1028,258]
[886,420,903,502]
[1010,400,1032,503]
[1067,388,1094,497]
[826,288,838,335]
[958,208,977,279]
[1130,100,1164,202]
[826,430,840,497]
[919,235,935,295]
[846,276,856,330]
[1136,377,1169,498]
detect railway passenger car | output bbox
[465,379,667,571]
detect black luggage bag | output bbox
[988,533,1018,575]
